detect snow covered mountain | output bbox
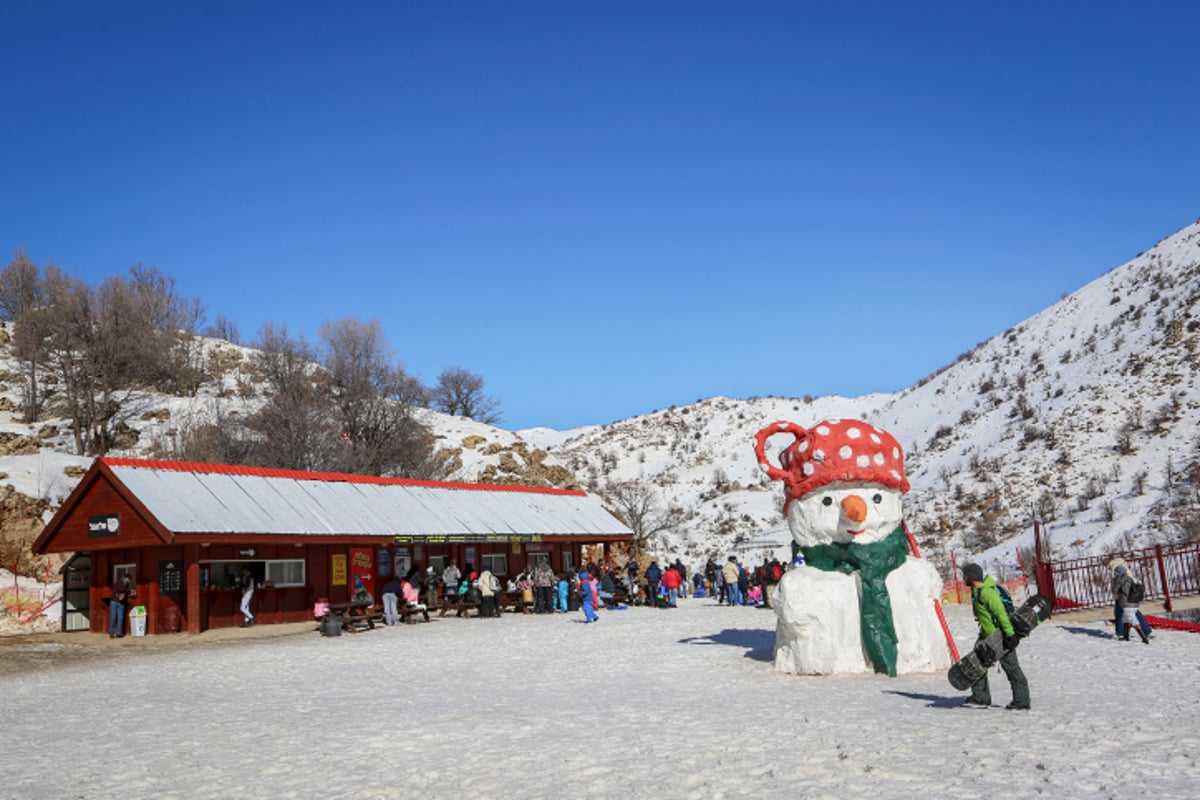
[2,220,1199,581]
[523,219,1200,574]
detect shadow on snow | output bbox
[678,628,774,662]
[883,690,969,709]
[1057,625,1113,639]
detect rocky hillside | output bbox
[526,220,1200,574]
[0,333,579,581]
[2,220,1199,584]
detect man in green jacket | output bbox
[962,563,1030,710]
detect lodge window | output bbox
[482,553,507,576]
[265,559,305,587]
[562,552,574,573]
[113,562,136,586]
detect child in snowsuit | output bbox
[579,571,599,623]
[556,574,569,612]
[962,563,1030,710]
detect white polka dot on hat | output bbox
[755,418,910,511]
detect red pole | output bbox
[902,520,960,662]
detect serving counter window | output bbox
[200,560,306,589]
[202,560,256,589]
[201,561,307,592]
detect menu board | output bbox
[158,559,183,595]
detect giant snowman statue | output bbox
[754,419,952,677]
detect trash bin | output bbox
[129,606,148,637]
[320,613,341,637]
[160,606,181,634]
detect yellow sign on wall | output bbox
[332,554,347,586]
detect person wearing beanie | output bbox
[1110,562,1151,644]
[961,563,1030,710]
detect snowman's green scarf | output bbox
[798,526,909,677]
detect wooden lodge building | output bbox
[32,457,633,635]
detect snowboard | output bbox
[948,593,1053,691]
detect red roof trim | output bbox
[99,457,588,497]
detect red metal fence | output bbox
[1032,525,1200,613]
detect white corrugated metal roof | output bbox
[106,460,631,539]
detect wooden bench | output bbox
[497,590,534,615]
[437,594,479,618]
[399,604,430,624]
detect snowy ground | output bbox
[3,601,1198,800]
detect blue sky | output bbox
[3,2,1198,431]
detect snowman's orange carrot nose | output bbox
[841,495,867,523]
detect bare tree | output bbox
[12,304,54,422]
[0,249,51,421]
[0,247,43,321]
[318,318,444,478]
[119,265,207,397]
[242,323,339,471]
[1033,491,1057,523]
[29,263,205,453]
[148,403,255,465]
[603,480,673,556]
[430,366,501,425]
[205,313,241,344]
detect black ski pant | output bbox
[970,642,1030,707]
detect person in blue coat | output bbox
[645,561,663,607]
[579,571,599,623]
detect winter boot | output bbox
[1138,629,1150,644]
[1121,628,1130,641]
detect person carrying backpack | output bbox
[961,563,1031,710]
[1109,558,1151,644]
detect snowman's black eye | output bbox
[872,493,883,504]
[822,496,833,507]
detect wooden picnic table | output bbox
[437,593,479,618]
[328,600,383,632]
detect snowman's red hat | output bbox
[754,418,909,510]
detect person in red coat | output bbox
[662,564,682,607]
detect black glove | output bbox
[974,640,998,667]
[1003,634,1021,652]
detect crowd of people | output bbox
[361,552,791,624]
